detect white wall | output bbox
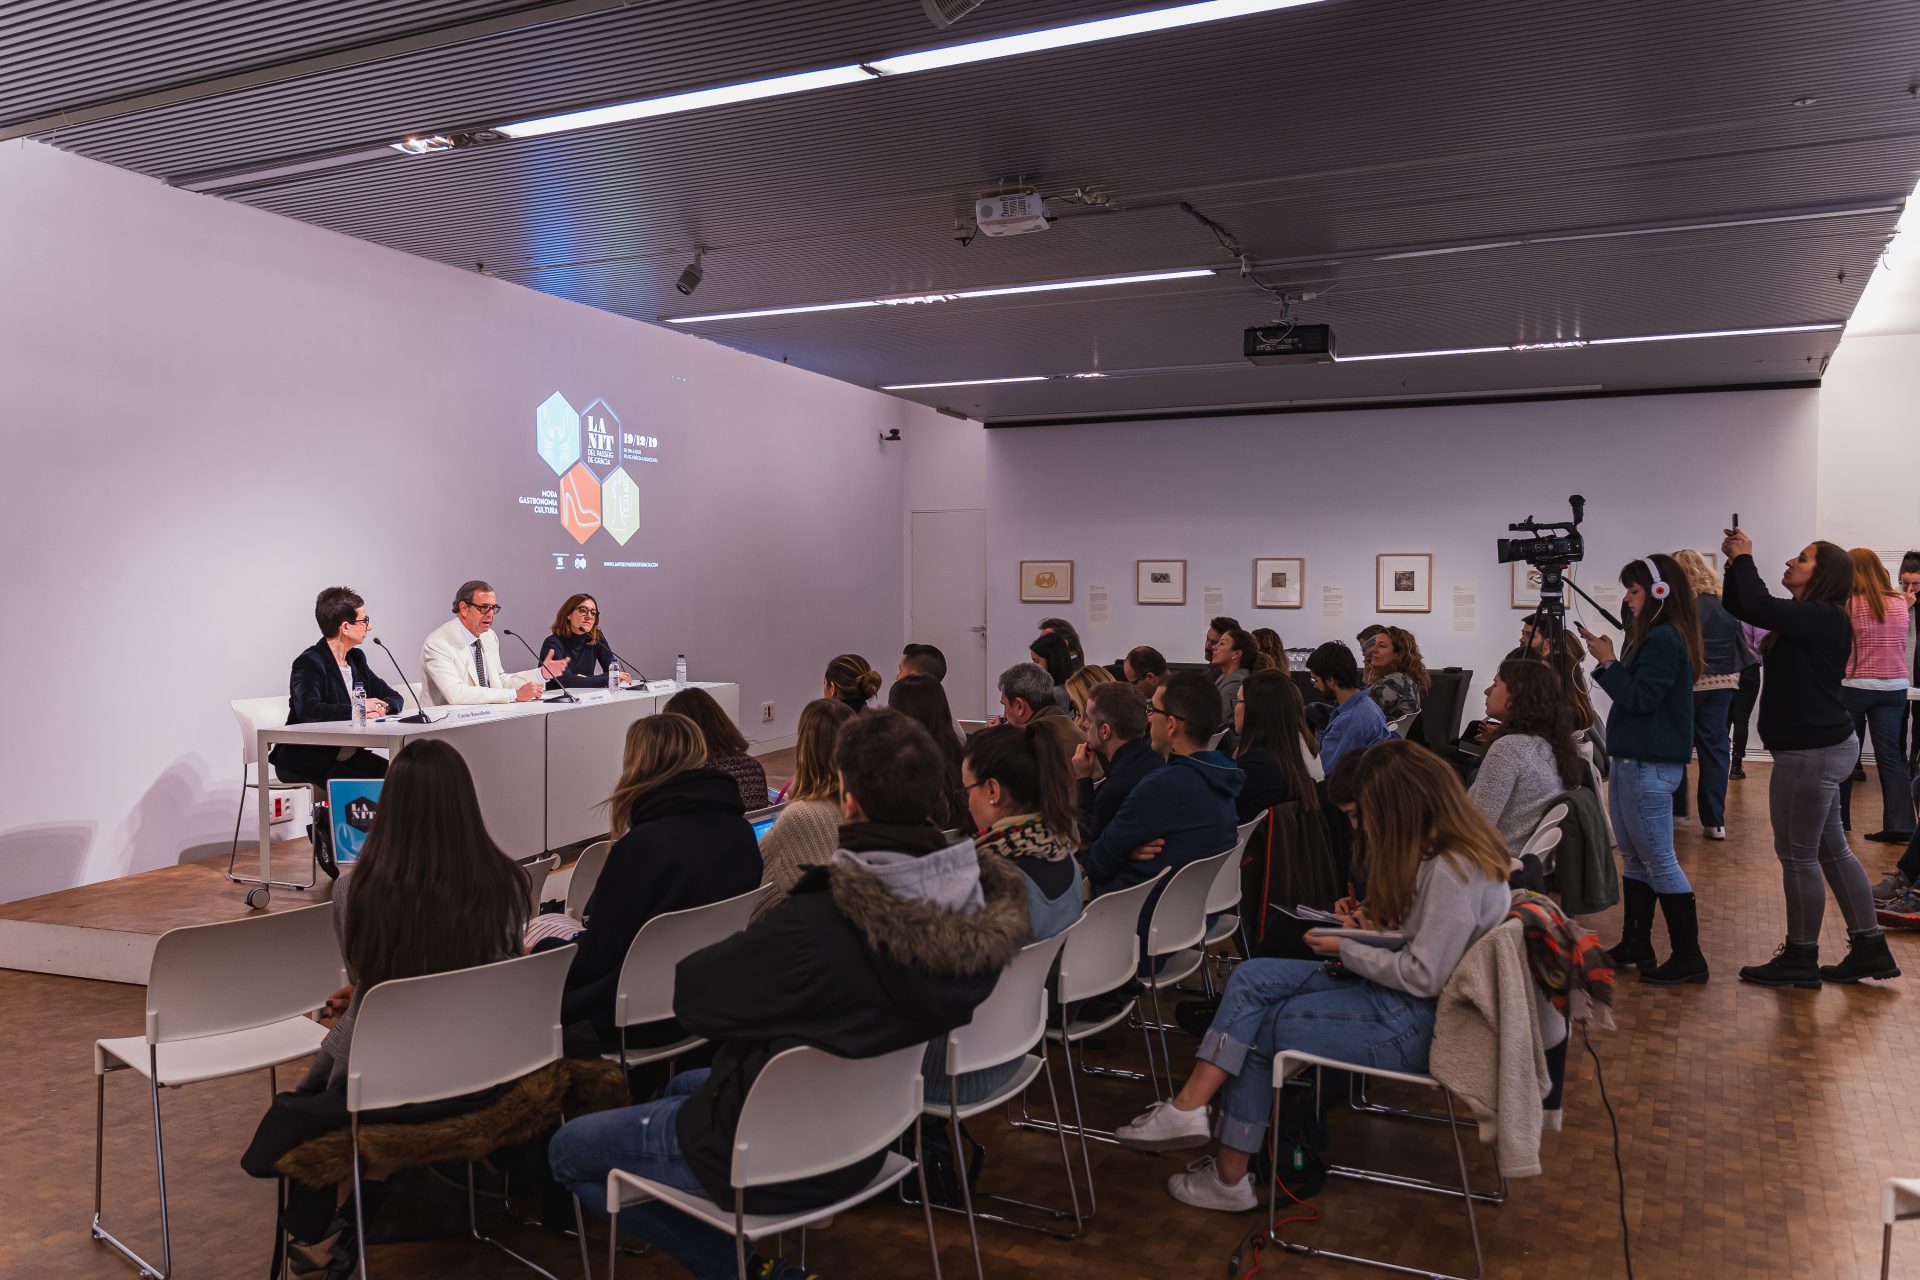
[984,391,1822,715]
[0,141,929,903]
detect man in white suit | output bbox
[422,579,566,705]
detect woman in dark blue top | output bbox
[539,593,636,688]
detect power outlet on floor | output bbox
[761,701,776,723]
[271,794,297,822]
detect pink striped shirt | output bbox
[1846,595,1912,680]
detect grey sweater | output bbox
[1340,854,1510,999]
[1469,735,1568,856]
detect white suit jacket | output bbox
[421,617,537,705]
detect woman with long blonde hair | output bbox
[1669,548,1749,840]
[1113,739,1512,1212]
[757,698,855,915]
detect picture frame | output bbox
[1136,559,1187,606]
[1376,553,1433,613]
[1018,560,1074,604]
[1512,561,1546,610]
[1253,557,1305,609]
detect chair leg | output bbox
[914,1116,944,1280]
[1150,984,1177,1096]
[227,782,249,877]
[1040,1044,1085,1234]
[1059,1037,1098,1213]
[465,1160,569,1279]
[1442,1091,1485,1280]
[734,1197,749,1280]
[948,1090,985,1280]
[350,1120,370,1280]
[574,1195,593,1280]
[1883,1222,1894,1280]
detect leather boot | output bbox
[1818,931,1902,984]
[1738,939,1820,989]
[1604,878,1658,970]
[1641,892,1710,985]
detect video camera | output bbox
[1497,495,1585,569]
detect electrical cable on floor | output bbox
[1584,1023,1634,1280]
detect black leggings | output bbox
[1730,665,1761,761]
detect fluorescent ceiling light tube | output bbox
[1335,345,1511,362]
[667,268,1214,324]
[1586,323,1841,345]
[881,376,1049,389]
[1339,323,1842,362]
[494,1,1325,141]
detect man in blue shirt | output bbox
[1308,641,1391,774]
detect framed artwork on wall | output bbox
[1136,559,1187,605]
[1019,560,1074,604]
[1253,557,1305,609]
[1376,553,1433,613]
[1512,561,1545,609]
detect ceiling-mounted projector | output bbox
[1245,323,1335,365]
[974,189,1049,237]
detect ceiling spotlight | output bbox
[390,134,456,155]
[675,248,705,297]
[1790,96,1816,107]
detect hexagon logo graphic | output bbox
[601,467,640,545]
[536,392,581,476]
[581,398,620,477]
[559,462,602,544]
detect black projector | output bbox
[1244,323,1335,365]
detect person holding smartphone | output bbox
[1578,554,1707,985]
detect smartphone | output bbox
[1731,512,1739,529]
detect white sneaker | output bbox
[1705,826,1726,840]
[1167,1157,1258,1212]
[1114,1100,1212,1152]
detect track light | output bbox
[675,248,705,297]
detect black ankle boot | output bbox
[1605,878,1658,970]
[1819,932,1902,984]
[1739,940,1821,989]
[1641,892,1709,985]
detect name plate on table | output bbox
[453,707,496,721]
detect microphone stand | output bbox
[604,643,649,689]
[371,637,442,724]
[503,629,577,703]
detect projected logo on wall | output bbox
[525,392,659,565]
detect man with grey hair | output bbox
[995,661,1081,766]
[421,578,565,705]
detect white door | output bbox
[910,509,988,719]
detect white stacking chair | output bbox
[341,946,577,1280]
[1136,848,1238,1088]
[607,886,767,1074]
[605,1043,943,1280]
[1388,712,1418,739]
[1206,728,1229,751]
[927,932,1079,1278]
[1515,824,1564,877]
[564,840,613,922]
[1200,818,1267,990]
[1268,1049,1485,1280]
[520,853,561,913]
[744,802,786,825]
[92,903,345,1280]
[225,696,321,891]
[1882,1177,1920,1279]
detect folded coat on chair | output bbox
[1427,919,1552,1179]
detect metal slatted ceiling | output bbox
[10,0,1920,421]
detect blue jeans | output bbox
[1610,758,1691,894]
[1691,689,1735,828]
[1841,686,1916,835]
[549,1070,744,1280]
[1196,958,1436,1155]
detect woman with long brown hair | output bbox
[663,685,767,811]
[1113,739,1511,1212]
[1469,660,1585,854]
[1250,627,1290,673]
[1363,625,1430,722]
[1722,529,1897,987]
[1841,548,1915,845]
[539,592,635,688]
[1232,669,1319,821]
[886,674,969,830]
[756,698,855,915]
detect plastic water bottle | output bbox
[606,658,621,691]
[351,682,367,728]
[675,654,688,686]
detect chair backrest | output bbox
[1520,824,1564,863]
[744,802,787,824]
[1415,668,1473,753]
[521,853,560,912]
[1388,712,1417,739]
[1206,728,1228,751]
[1536,802,1569,832]
[230,695,291,768]
[1206,817,1264,914]
[731,1042,925,1189]
[612,885,768,1029]
[347,945,573,1113]
[1054,872,1165,1004]
[146,902,345,1044]
[565,840,613,919]
[1145,849,1235,959]
[944,931,1069,1076]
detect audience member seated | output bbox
[422,578,565,705]
[896,642,948,683]
[271,586,404,875]
[1112,740,1510,1212]
[1251,627,1290,673]
[823,652,882,712]
[1029,631,1077,711]
[1356,623,1388,650]
[1064,663,1116,724]
[539,593,635,688]
[1308,641,1391,774]
[242,739,530,1249]
[995,661,1081,763]
[1469,660,1587,854]
[1509,620,1599,737]
[1124,644,1169,697]
[887,673,970,831]
[1210,627,1259,733]
[1364,624,1429,722]
[551,713,761,1054]
[1206,615,1242,669]
[1083,671,1243,899]
[756,698,854,916]
[1074,681,1164,849]
[1038,616,1087,673]
[548,711,1028,1280]
[662,687,767,811]
[1232,670,1320,824]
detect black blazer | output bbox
[268,641,404,780]
[539,632,618,688]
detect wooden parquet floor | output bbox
[6,761,1919,1279]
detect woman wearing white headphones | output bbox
[1578,554,1708,984]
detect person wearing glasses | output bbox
[1124,644,1169,697]
[539,593,635,689]
[421,579,565,705]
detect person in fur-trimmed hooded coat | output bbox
[549,710,1031,1278]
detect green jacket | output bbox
[1593,626,1693,764]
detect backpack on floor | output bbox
[895,1115,985,1209]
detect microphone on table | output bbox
[503,629,577,703]
[604,643,649,688]
[371,637,441,724]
